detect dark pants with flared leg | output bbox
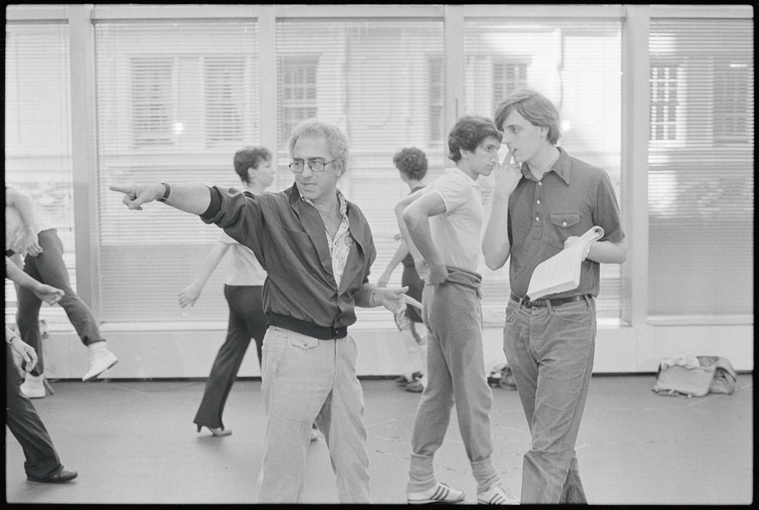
[193,285,267,430]
[16,229,105,376]
[6,343,62,479]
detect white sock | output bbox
[88,341,108,354]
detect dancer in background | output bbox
[5,256,78,483]
[377,147,429,393]
[6,186,118,399]
[178,147,274,437]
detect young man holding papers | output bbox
[482,89,627,504]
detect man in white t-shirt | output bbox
[6,187,118,398]
[395,116,518,505]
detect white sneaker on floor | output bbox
[477,484,520,505]
[82,344,118,381]
[408,482,465,504]
[21,373,46,399]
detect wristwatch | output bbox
[157,182,171,203]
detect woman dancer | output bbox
[377,147,429,393]
[179,147,274,436]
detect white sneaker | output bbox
[21,373,46,399]
[477,484,520,505]
[82,343,118,381]
[408,482,465,504]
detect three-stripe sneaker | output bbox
[408,482,465,504]
[477,484,520,505]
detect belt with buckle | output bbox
[511,293,589,309]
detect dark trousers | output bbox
[193,285,267,430]
[16,229,105,376]
[6,343,62,479]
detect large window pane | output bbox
[464,19,623,323]
[5,22,75,330]
[275,19,445,324]
[648,19,754,316]
[94,21,261,322]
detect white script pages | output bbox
[526,226,604,300]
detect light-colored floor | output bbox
[5,374,753,505]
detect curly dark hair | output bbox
[392,147,428,181]
[233,146,272,184]
[447,116,502,163]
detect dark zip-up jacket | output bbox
[200,183,376,339]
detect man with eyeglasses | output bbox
[110,118,418,504]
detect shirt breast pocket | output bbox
[548,213,582,249]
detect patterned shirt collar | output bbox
[301,189,353,289]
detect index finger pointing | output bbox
[109,184,133,195]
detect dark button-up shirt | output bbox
[200,183,376,332]
[507,147,625,298]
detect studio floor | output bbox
[4,374,753,505]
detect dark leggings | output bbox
[16,229,104,376]
[193,284,268,430]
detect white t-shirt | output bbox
[218,230,267,286]
[425,168,483,272]
[5,201,54,255]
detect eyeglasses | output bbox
[288,159,338,173]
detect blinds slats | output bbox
[277,20,446,324]
[5,23,75,329]
[463,19,624,320]
[95,21,261,321]
[648,19,753,315]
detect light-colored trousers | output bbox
[408,270,500,494]
[503,296,596,504]
[256,326,370,503]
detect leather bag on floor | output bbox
[652,356,737,398]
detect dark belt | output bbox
[511,293,589,309]
[267,312,347,340]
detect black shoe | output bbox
[27,465,78,483]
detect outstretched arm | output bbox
[109,182,212,215]
[5,256,64,305]
[355,282,423,324]
[377,237,409,288]
[6,326,38,372]
[178,242,231,307]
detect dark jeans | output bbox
[503,295,596,504]
[193,284,267,430]
[6,343,62,479]
[16,229,104,376]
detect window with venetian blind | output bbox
[4,22,75,330]
[94,21,261,322]
[463,19,623,322]
[648,18,753,316]
[275,19,445,324]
